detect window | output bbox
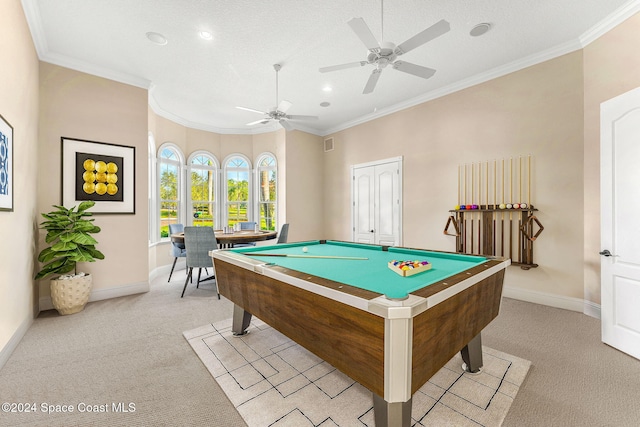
[158,144,183,238]
[224,155,251,227]
[256,154,277,231]
[188,152,218,228]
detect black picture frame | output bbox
[61,137,135,214]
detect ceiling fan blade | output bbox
[363,69,382,94]
[279,119,294,131]
[237,106,267,115]
[394,19,450,55]
[286,115,319,121]
[348,17,380,52]
[277,100,293,113]
[319,61,368,73]
[393,61,436,79]
[246,119,270,126]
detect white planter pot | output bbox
[50,274,92,315]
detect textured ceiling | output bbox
[21,0,639,136]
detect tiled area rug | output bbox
[184,318,530,427]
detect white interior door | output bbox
[352,158,402,245]
[601,86,640,360]
[374,161,401,246]
[353,166,375,243]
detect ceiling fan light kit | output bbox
[319,0,450,94]
[235,64,318,131]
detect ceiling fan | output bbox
[319,0,450,94]
[236,64,318,131]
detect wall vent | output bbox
[324,137,334,152]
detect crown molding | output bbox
[22,0,640,138]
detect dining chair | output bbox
[167,223,186,282]
[277,223,289,243]
[181,226,220,299]
[234,221,258,247]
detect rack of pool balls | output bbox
[454,203,529,210]
[388,260,432,277]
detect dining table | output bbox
[171,228,278,249]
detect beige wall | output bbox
[583,13,640,305]
[37,63,149,302]
[325,51,586,303]
[0,0,40,365]
[283,131,324,241]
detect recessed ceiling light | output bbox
[199,31,213,40]
[320,102,331,107]
[470,23,492,37]
[146,32,167,45]
[322,86,332,92]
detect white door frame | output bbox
[600,86,640,360]
[351,156,403,245]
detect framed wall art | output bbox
[61,137,135,214]
[0,114,13,212]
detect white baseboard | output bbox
[504,286,602,319]
[149,259,185,283]
[583,300,602,319]
[0,315,33,371]
[39,281,150,312]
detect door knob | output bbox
[370,230,375,233]
[599,249,617,257]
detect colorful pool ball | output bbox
[506,203,513,209]
[499,204,506,209]
[302,247,308,253]
[520,203,528,209]
[513,203,520,209]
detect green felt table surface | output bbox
[232,240,487,299]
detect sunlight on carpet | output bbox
[184,318,530,427]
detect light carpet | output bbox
[184,318,531,427]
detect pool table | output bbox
[210,240,510,427]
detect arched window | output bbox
[188,152,218,228]
[158,143,184,238]
[256,153,277,231]
[223,155,251,227]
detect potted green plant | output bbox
[35,201,105,315]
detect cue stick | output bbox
[486,161,489,210]
[463,164,467,252]
[458,164,461,208]
[501,158,505,257]
[528,154,531,208]
[519,156,523,205]
[518,156,522,264]
[527,154,532,264]
[509,158,513,261]
[470,163,474,253]
[246,254,369,260]
[493,159,497,255]
[478,162,482,254]
[485,161,489,253]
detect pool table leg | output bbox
[461,332,483,373]
[373,393,412,427]
[232,304,252,336]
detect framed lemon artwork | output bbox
[61,137,135,214]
